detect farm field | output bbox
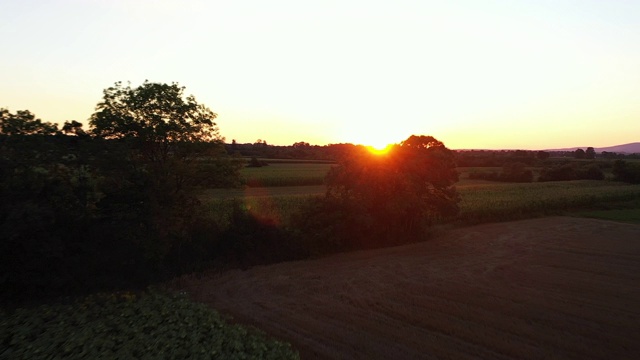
[175,216,640,360]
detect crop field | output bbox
[456,180,640,224]
[176,216,640,359]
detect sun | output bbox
[366,144,393,156]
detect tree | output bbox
[302,135,459,250]
[585,147,596,159]
[0,108,58,135]
[91,81,220,153]
[574,148,586,159]
[89,81,241,261]
[62,120,86,136]
[90,81,239,190]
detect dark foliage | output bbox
[469,162,534,183]
[215,202,309,268]
[538,163,605,182]
[536,151,550,160]
[1,82,244,304]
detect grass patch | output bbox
[0,290,299,360]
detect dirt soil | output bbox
[175,217,640,359]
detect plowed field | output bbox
[176,217,640,359]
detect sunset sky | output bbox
[1,0,639,149]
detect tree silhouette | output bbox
[90,81,240,261]
[90,81,234,191]
[313,135,459,249]
[0,108,58,135]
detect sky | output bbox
[1,0,639,149]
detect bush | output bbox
[613,160,640,184]
[0,290,299,359]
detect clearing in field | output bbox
[175,217,640,360]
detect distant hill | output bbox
[545,142,640,154]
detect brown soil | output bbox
[174,217,640,359]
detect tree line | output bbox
[1,81,461,305]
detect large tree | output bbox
[308,135,459,250]
[90,81,220,158]
[90,81,237,191]
[90,81,241,261]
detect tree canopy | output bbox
[91,81,220,142]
